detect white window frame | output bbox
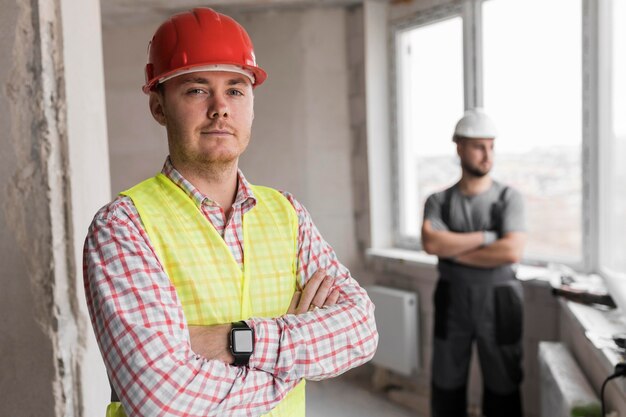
[390,0,593,270]
[593,0,626,313]
[390,2,465,251]
[582,0,604,275]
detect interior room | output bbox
[1,0,625,416]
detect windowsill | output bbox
[561,299,626,367]
[366,247,437,266]
[366,247,554,283]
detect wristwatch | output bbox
[230,321,254,366]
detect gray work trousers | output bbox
[431,261,524,417]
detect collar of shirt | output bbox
[161,157,257,212]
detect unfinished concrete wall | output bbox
[1,1,68,415]
[0,0,110,415]
[102,7,358,268]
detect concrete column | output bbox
[0,0,110,415]
[60,0,111,414]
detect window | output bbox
[394,15,463,243]
[482,0,583,263]
[392,0,585,266]
[385,0,626,316]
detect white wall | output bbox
[236,8,358,266]
[102,7,358,267]
[102,21,169,196]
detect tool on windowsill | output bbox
[550,269,617,309]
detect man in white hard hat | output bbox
[82,8,377,417]
[422,108,527,417]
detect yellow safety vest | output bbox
[106,173,305,417]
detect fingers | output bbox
[296,269,327,314]
[324,288,340,307]
[309,275,335,312]
[287,269,342,315]
[287,291,301,315]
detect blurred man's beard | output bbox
[461,160,490,178]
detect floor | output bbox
[306,373,417,417]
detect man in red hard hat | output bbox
[83,8,378,417]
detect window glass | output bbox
[395,17,463,239]
[483,0,583,263]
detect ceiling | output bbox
[101,0,365,26]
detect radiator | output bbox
[367,285,419,376]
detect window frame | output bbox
[389,0,593,270]
[595,0,624,294]
[390,3,465,251]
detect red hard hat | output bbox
[142,8,267,93]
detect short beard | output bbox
[461,160,490,178]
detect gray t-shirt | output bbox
[423,180,525,236]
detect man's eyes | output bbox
[227,89,244,96]
[185,88,244,96]
[186,88,206,95]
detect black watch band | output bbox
[230,321,254,366]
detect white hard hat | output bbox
[453,108,497,141]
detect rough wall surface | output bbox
[0,0,90,415]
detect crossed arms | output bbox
[422,219,526,268]
[188,269,342,364]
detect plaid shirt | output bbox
[83,159,378,416]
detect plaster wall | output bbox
[1,0,70,415]
[0,1,60,415]
[102,7,358,268]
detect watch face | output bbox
[233,329,253,353]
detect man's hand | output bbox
[189,324,234,364]
[287,269,340,314]
[454,231,526,268]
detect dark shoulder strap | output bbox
[441,187,454,226]
[498,185,509,203]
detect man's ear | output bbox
[149,91,166,126]
[456,140,463,157]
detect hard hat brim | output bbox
[143,62,267,94]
